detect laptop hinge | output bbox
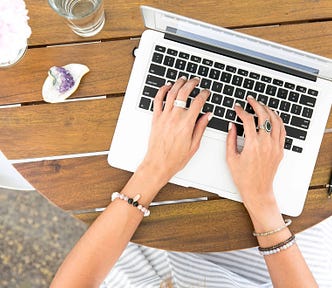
[164,33,317,82]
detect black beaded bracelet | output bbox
[111,192,150,217]
[258,234,295,252]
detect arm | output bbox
[226,96,317,288]
[50,76,211,288]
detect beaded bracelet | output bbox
[258,235,296,256]
[253,219,292,237]
[111,192,150,217]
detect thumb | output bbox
[226,122,238,163]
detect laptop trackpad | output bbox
[173,135,240,197]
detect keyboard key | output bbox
[202,103,214,113]
[232,75,243,86]
[300,94,316,107]
[245,103,255,114]
[209,69,221,80]
[220,72,232,83]
[179,52,190,59]
[277,88,288,99]
[246,91,257,99]
[284,137,293,150]
[257,94,268,105]
[238,69,249,76]
[207,117,229,132]
[234,88,246,99]
[285,82,295,90]
[280,112,291,124]
[273,79,283,86]
[186,97,192,108]
[225,109,236,120]
[308,89,318,96]
[214,62,225,70]
[266,85,277,96]
[212,82,223,93]
[223,85,234,96]
[291,104,302,115]
[235,100,246,108]
[146,74,165,87]
[261,76,272,83]
[254,82,266,93]
[149,63,166,77]
[285,125,307,140]
[190,87,200,97]
[203,59,213,66]
[249,72,260,80]
[166,68,178,80]
[268,98,280,109]
[223,96,234,107]
[235,123,244,136]
[198,66,209,77]
[291,116,310,129]
[143,86,158,98]
[302,107,313,118]
[243,78,254,90]
[280,100,291,112]
[152,52,163,64]
[284,142,292,150]
[190,55,201,63]
[292,146,303,153]
[175,59,187,70]
[167,48,178,56]
[226,65,236,73]
[186,62,198,73]
[296,85,307,93]
[139,97,151,110]
[163,56,175,67]
[200,78,212,89]
[214,106,225,117]
[178,72,189,79]
[211,93,223,105]
[288,91,299,102]
[155,45,166,52]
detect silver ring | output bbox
[173,99,186,109]
[258,119,272,132]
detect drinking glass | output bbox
[48,0,105,37]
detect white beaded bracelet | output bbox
[259,237,296,256]
[111,192,151,217]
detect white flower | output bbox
[0,0,32,62]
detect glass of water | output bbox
[48,0,105,37]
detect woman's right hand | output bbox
[226,96,286,216]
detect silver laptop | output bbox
[108,6,332,217]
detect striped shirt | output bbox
[100,216,332,287]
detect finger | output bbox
[153,82,172,117]
[247,96,270,126]
[277,113,287,148]
[234,103,256,139]
[164,76,187,112]
[187,89,210,121]
[176,76,200,101]
[226,122,239,164]
[264,107,280,140]
[190,112,212,155]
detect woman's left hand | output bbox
[139,76,211,187]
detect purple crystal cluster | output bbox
[49,66,75,93]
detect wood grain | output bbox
[26,0,332,46]
[75,188,332,252]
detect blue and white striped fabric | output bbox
[100,216,332,288]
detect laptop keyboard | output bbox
[138,45,319,153]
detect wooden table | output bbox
[0,0,331,252]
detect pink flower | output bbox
[0,0,32,62]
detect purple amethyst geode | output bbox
[48,66,75,93]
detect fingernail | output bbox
[228,122,233,131]
[235,102,242,108]
[247,95,254,100]
[194,76,200,81]
[180,75,187,81]
[207,112,213,121]
[259,101,265,106]
[166,82,172,86]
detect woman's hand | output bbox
[139,76,211,187]
[226,96,286,214]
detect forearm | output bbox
[247,202,317,288]
[51,164,164,288]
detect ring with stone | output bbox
[258,119,272,133]
[173,99,187,109]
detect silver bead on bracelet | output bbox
[111,192,151,217]
[253,219,292,237]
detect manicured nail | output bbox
[207,112,213,121]
[247,95,254,100]
[166,82,172,86]
[194,76,200,81]
[259,101,265,106]
[228,122,233,131]
[235,102,242,108]
[180,75,187,80]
